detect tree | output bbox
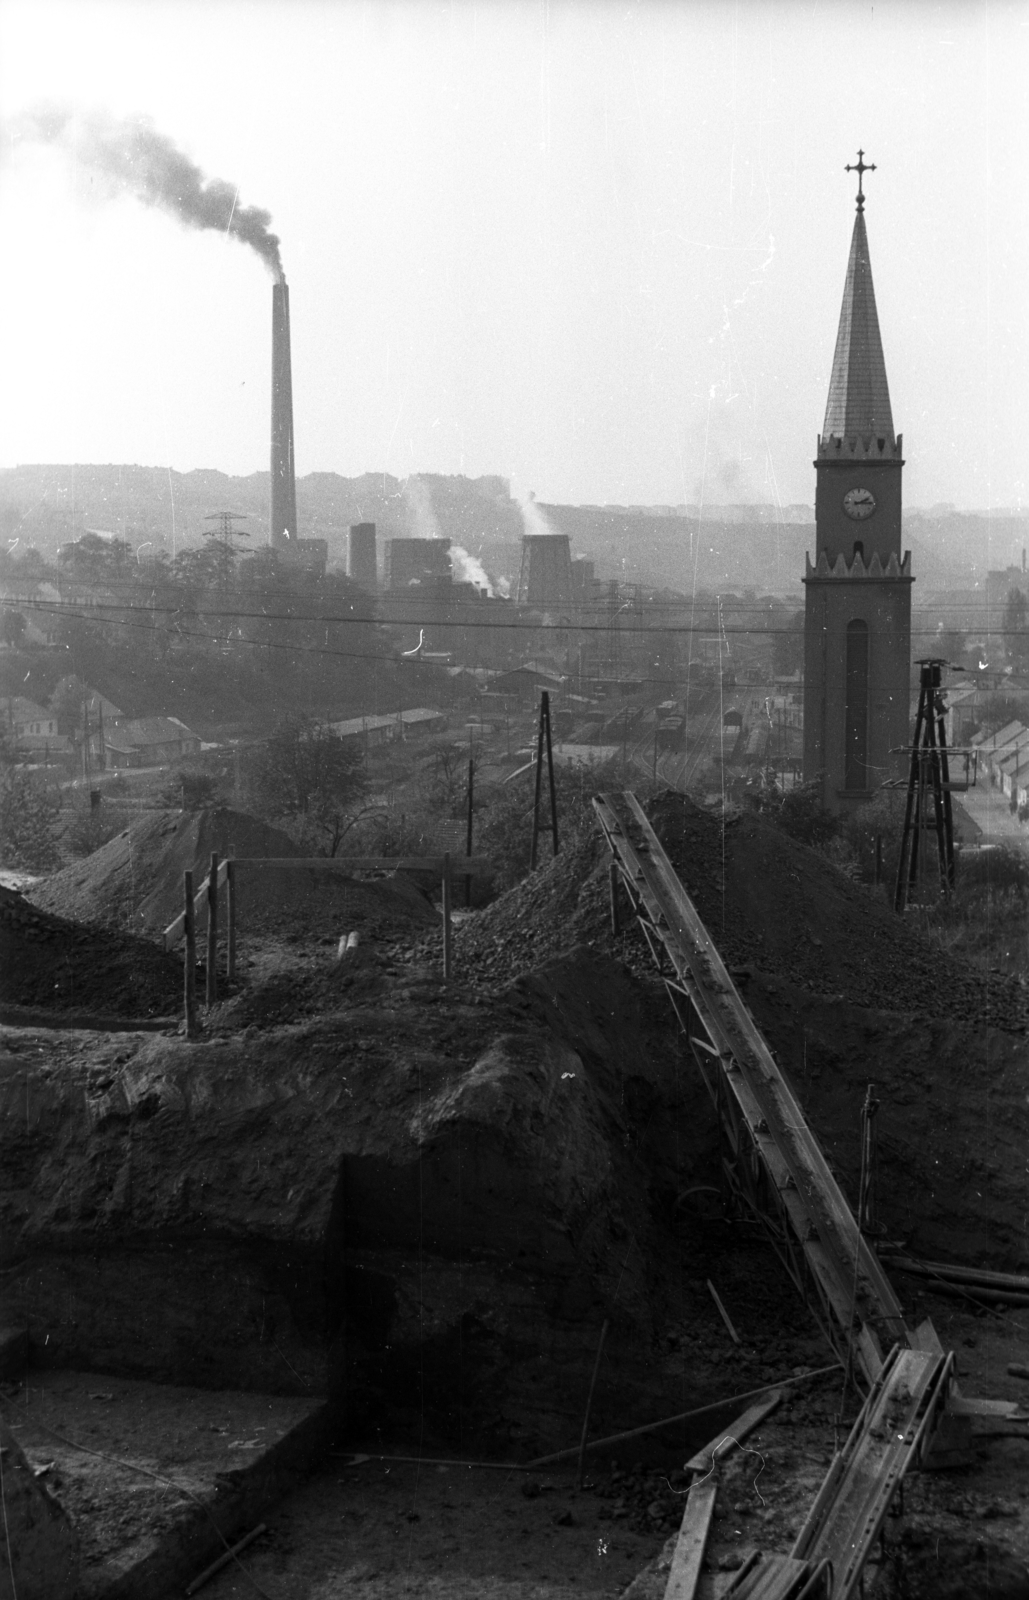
[936,628,966,665]
[1002,588,1029,671]
[0,733,61,869]
[242,716,367,855]
[0,610,27,648]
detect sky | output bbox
[0,0,1025,512]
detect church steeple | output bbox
[803,151,912,813]
[821,206,895,447]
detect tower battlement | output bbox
[817,431,904,461]
[805,549,912,581]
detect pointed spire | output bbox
[821,205,895,447]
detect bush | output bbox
[159,767,224,810]
[64,797,131,858]
[0,760,62,869]
[957,843,1029,898]
[240,715,366,854]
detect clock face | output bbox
[843,487,877,520]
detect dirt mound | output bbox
[457,796,1029,1031]
[30,809,440,946]
[453,832,616,985]
[0,885,182,1017]
[646,793,1029,1031]
[29,809,303,935]
[232,861,439,940]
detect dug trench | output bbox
[1,793,1028,1597]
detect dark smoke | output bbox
[6,106,282,276]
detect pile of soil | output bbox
[233,861,440,940]
[452,831,619,985]
[646,793,1029,1032]
[0,885,182,1017]
[456,796,1029,1032]
[28,808,302,935]
[30,807,441,945]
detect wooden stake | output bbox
[706,1279,741,1344]
[206,852,218,1007]
[530,695,546,870]
[226,858,237,981]
[543,690,559,857]
[576,1318,609,1489]
[185,1523,267,1596]
[465,757,474,907]
[183,870,197,1039]
[442,851,453,980]
[609,859,620,935]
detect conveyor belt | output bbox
[594,792,908,1384]
[790,1343,952,1598]
[593,792,971,1600]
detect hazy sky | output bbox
[0,0,1025,510]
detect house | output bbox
[493,662,566,699]
[327,708,447,749]
[3,696,57,739]
[104,716,201,768]
[995,741,1029,799]
[971,721,1029,785]
[52,677,125,729]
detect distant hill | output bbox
[1,464,1023,599]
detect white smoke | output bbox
[515,489,557,538]
[402,476,443,540]
[450,543,494,596]
[403,476,495,595]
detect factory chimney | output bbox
[270,277,297,549]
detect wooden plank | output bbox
[684,1391,782,1474]
[163,858,229,950]
[230,855,491,875]
[663,1478,717,1600]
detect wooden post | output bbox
[530,695,546,870]
[226,858,237,980]
[543,690,559,857]
[609,860,620,935]
[183,870,197,1038]
[442,852,453,980]
[464,758,474,908]
[206,852,218,1007]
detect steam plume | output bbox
[5,105,282,276]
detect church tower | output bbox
[803,154,913,812]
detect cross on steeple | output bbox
[845,149,876,212]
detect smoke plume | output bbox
[450,543,494,597]
[5,106,282,276]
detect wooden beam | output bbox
[229,855,490,875]
[663,1478,717,1600]
[683,1390,782,1475]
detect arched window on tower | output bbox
[845,619,869,791]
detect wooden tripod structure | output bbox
[894,659,955,912]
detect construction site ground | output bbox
[2,795,1028,1597]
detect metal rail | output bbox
[594,791,908,1385]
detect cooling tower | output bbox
[516,534,573,609]
[270,278,297,549]
[348,523,378,589]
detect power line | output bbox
[4,594,1022,641]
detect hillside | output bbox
[2,463,1024,599]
